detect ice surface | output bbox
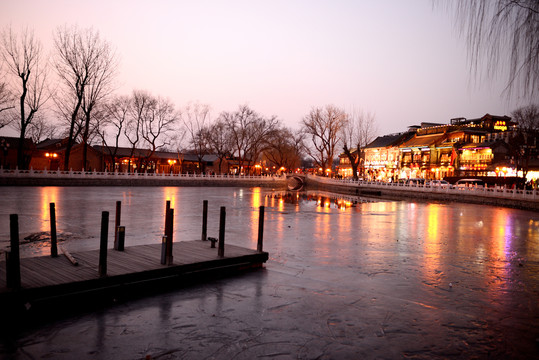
[1,186,538,359]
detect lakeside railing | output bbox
[1,168,537,202]
[0,167,285,181]
[307,174,539,202]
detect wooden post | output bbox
[165,200,171,226]
[201,200,208,241]
[218,206,226,257]
[114,201,121,248]
[257,205,264,252]
[160,235,167,265]
[98,211,109,277]
[115,226,125,251]
[50,202,58,257]
[7,214,21,289]
[165,208,174,265]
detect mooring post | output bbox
[218,206,226,257]
[115,226,125,251]
[201,200,208,241]
[160,235,167,265]
[114,201,121,248]
[257,205,265,252]
[165,200,171,225]
[50,202,58,257]
[98,211,109,277]
[165,208,174,265]
[7,214,21,289]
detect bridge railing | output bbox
[306,174,539,202]
[0,167,286,181]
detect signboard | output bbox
[494,120,507,131]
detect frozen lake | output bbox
[1,186,539,359]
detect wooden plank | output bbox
[0,240,268,306]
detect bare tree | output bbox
[181,102,211,173]
[341,108,377,180]
[219,105,254,173]
[301,105,348,174]
[440,1,539,99]
[0,81,14,129]
[27,114,58,144]
[139,96,178,171]
[244,114,279,173]
[1,26,49,168]
[264,126,304,173]
[80,37,116,170]
[512,104,539,133]
[124,90,150,172]
[220,105,278,174]
[510,104,539,177]
[205,118,233,174]
[53,25,115,170]
[97,95,131,171]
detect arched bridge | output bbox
[286,174,306,190]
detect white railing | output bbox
[307,174,539,202]
[0,167,286,182]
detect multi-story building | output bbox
[363,132,413,181]
[339,113,528,183]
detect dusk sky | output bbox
[1,0,524,137]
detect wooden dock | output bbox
[0,240,268,316]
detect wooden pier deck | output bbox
[0,241,268,316]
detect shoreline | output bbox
[1,172,538,211]
[304,176,539,212]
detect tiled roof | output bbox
[400,133,446,148]
[365,133,404,148]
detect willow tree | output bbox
[442,0,539,100]
[1,27,49,168]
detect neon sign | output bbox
[494,120,507,131]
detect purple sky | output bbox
[1,0,524,138]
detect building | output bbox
[363,132,413,181]
[30,139,104,171]
[93,145,228,174]
[338,113,529,183]
[0,136,35,169]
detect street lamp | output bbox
[45,152,58,170]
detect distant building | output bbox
[30,139,103,171]
[338,113,533,183]
[363,132,413,181]
[0,136,34,169]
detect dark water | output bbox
[1,186,538,359]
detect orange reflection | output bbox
[40,187,59,232]
[486,208,512,295]
[162,187,178,210]
[490,208,510,262]
[249,188,263,247]
[420,204,443,288]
